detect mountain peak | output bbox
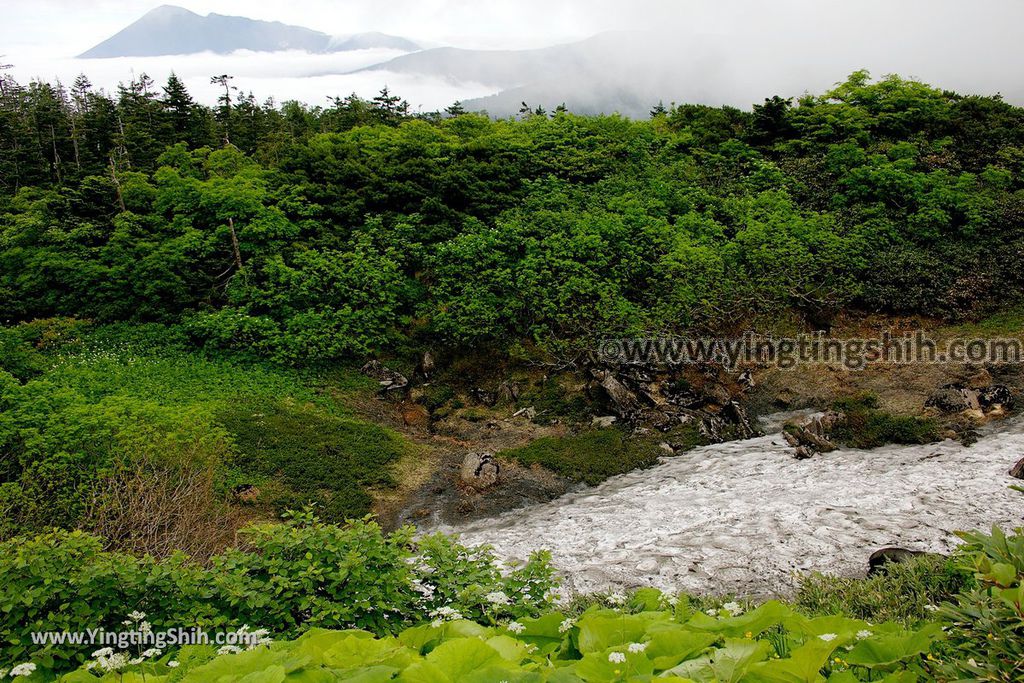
[79,7,420,58]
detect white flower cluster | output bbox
[558,618,575,633]
[8,662,37,678]
[485,591,511,606]
[608,651,626,663]
[818,633,838,642]
[429,605,463,628]
[506,621,525,634]
[234,625,273,650]
[627,642,648,653]
[607,592,627,606]
[722,601,744,615]
[410,579,436,601]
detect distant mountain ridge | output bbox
[79,5,419,58]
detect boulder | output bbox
[361,360,409,392]
[1009,456,1024,479]
[783,410,845,458]
[460,452,500,490]
[592,415,618,428]
[419,350,436,378]
[926,385,981,413]
[978,385,1012,410]
[867,547,930,576]
[496,380,520,404]
[595,371,643,420]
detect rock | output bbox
[1009,457,1024,479]
[471,387,496,406]
[419,350,436,378]
[659,442,675,454]
[926,385,981,413]
[460,452,500,490]
[738,368,755,392]
[496,380,520,404]
[592,415,618,428]
[867,547,929,576]
[595,371,643,420]
[361,360,409,392]
[978,385,1012,410]
[793,445,815,460]
[233,484,260,502]
[783,410,844,457]
[698,416,724,443]
[723,401,759,439]
[702,382,733,407]
[513,406,537,420]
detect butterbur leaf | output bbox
[844,623,943,668]
[573,649,654,682]
[422,638,506,677]
[642,624,718,670]
[686,601,793,638]
[662,638,771,683]
[745,635,842,682]
[576,614,649,653]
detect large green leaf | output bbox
[661,638,771,683]
[844,623,942,669]
[642,624,718,670]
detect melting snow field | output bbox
[438,416,1024,597]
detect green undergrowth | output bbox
[0,319,409,537]
[830,394,940,449]
[501,428,663,485]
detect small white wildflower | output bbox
[0,669,8,679]
[129,657,144,665]
[856,630,872,639]
[431,619,443,628]
[706,608,718,616]
[485,591,511,606]
[98,653,130,672]
[607,592,627,606]
[138,621,153,634]
[627,642,648,653]
[167,661,180,668]
[818,633,838,642]
[722,601,743,615]
[140,648,162,659]
[608,652,627,663]
[525,644,538,653]
[506,621,525,634]
[924,604,939,612]
[127,610,147,621]
[91,647,114,658]
[558,618,575,633]
[217,645,242,656]
[10,662,37,677]
[664,594,679,607]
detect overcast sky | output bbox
[2,1,1023,112]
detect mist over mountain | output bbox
[79,5,419,58]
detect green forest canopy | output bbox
[2,70,1023,362]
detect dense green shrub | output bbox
[0,512,557,674]
[938,527,1024,681]
[4,73,1024,359]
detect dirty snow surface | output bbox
[437,417,1024,597]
